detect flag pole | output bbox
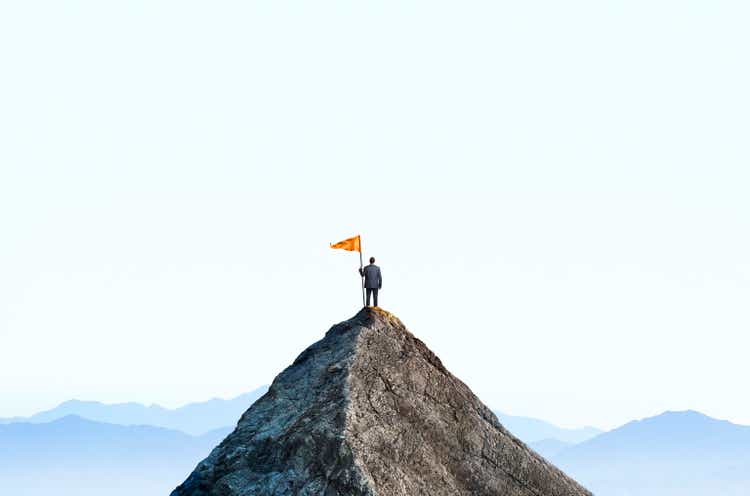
[359,236,365,307]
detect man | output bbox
[359,257,382,307]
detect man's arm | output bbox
[358,267,364,277]
[377,268,382,289]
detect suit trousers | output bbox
[366,288,379,307]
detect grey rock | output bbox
[171,308,592,496]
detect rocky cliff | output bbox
[171,308,592,496]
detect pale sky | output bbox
[1,1,749,430]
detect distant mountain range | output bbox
[529,437,574,458]
[551,410,750,496]
[0,386,268,435]
[0,415,229,496]
[493,410,602,444]
[1,387,595,446]
[4,391,749,496]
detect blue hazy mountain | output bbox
[0,415,228,496]
[3,388,598,444]
[529,438,574,458]
[551,410,750,496]
[5,399,750,495]
[0,385,268,435]
[493,410,602,444]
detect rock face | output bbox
[171,308,592,496]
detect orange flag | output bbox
[330,234,361,252]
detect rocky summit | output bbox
[171,308,592,496]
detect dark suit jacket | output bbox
[359,264,382,289]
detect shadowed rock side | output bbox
[171,308,592,496]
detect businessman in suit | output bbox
[359,257,382,307]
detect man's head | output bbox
[370,257,375,264]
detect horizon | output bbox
[17,391,750,432]
[12,387,750,433]
[2,1,750,432]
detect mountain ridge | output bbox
[2,389,602,447]
[0,414,229,496]
[493,410,602,444]
[551,409,750,496]
[0,387,268,435]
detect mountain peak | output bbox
[58,399,95,406]
[51,414,90,425]
[660,409,709,418]
[172,308,591,496]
